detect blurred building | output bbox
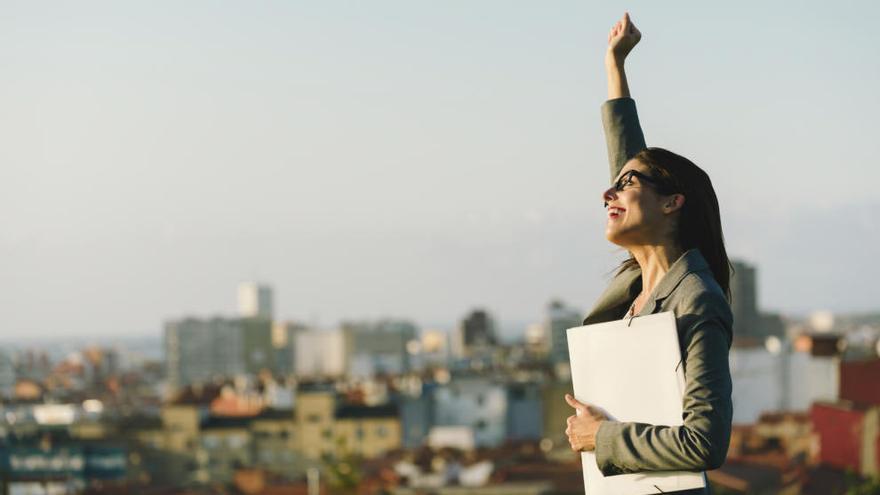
[250,408,301,478]
[433,376,507,447]
[399,386,436,449]
[15,350,51,382]
[730,260,786,343]
[730,334,841,423]
[238,282,273,320]
[143,383,401,484]
[505,382,543,441]
[452,309,498,358]
[294,329,346,377]
[164,316,277,391]
[546,300,582,364]
[164,317,246,391]
[785,335,840,411]
[811,401,879,478]
[295,388,336,459]
[198,416,253,483]
[839,358,880,405]
[0,349,15,398]
[343,319,418,377]
[730,346,785,423]
[335,404,401,458]
[271,320,308,376]
[808,357,880,480]
[0,443,127,493]
[730,260,760,341]
[81,346,120,389]
[241,317,275,376]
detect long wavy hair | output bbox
[617,147,732,299]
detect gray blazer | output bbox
[585,97,733,484]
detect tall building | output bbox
[0,350,15,398]
[241,317,275,375]
[165,317,246,391]
[294,329,346,377]
[343,319,418,376]
[730,260,760,340]
[729,260,784,341]
[452,309,498,358]
[272,321,308,376]
[238,282,273,320]
[547,300,583,364]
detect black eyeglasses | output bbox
[605,170,677,207]
[612,170,665,192]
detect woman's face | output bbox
[602,159,678,248]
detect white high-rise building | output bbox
[294,330,346,377]
[238,282,273,319]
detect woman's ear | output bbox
[663,194,685,213]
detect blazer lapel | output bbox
[637,249,708,316]
[582,266,642,325]
[582,250,709,325]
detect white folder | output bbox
[566,311,706,495]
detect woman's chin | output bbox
[605,231,636,250]
[605,230,625,246]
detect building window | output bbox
[227,434,248,449]
[376,425,388,438]
[307,413,322,423]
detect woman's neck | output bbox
[630,243,685,298]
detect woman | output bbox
[563,12,733,493]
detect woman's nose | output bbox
[602,186,616,207]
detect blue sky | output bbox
[1,1,877,338]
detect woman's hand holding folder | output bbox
[564,393,610,452]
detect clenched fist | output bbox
[606,12,642,66]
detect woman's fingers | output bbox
[608,16,634,48]
[565,393,588,414]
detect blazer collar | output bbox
[582,249,709,325]
[649,249,708,303]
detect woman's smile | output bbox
[607,205,626,220]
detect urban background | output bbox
[3,272,880,494]
[2,1,879,494]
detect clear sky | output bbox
[1,1,878,339]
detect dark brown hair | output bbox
[618,147,732,299]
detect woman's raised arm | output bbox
[601,13,647,181]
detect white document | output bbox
[566,311,706,495]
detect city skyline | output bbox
[2,1,878,339]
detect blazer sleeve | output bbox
[593,292,734,475]
[601,97,647,182]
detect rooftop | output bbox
[335,403,399,419]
